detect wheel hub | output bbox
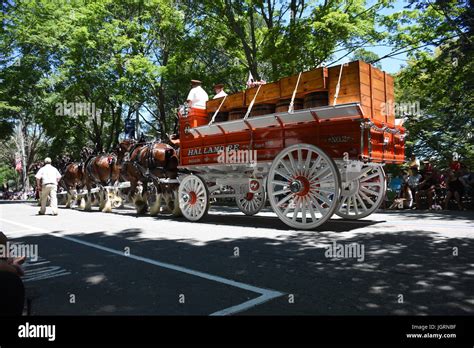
[289,180,302,193]
[342,179,360,196]
[245,192,254,201]
[183,192,197,205]
[291,176,310,196]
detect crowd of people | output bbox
[388,155,474,210]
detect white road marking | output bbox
[22,257,71,283]
[0,217,284,315]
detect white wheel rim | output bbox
[236,187,266,216]
[336,165,386,219]
[267,144,340,229]
[178,175,209,221]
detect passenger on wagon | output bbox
[213,83,227,99]
[186,79,208,110]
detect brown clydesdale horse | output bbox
[117,139,180,215]
[82,154,121,212]
[60,162,85,208]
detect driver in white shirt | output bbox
[186,80,209,109]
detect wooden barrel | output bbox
[303,92,329,108]
[250,103,275,117]
[228,108,246,121]
[275,99,303,113]
[207,112,229,123]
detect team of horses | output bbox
[59,138,181,216]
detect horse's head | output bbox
[116,139,135,162]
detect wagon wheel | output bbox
[235,183,266,216]
[336,164,386,219]
[178,174,210,221]
[267,144,341,230]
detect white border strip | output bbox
[0,217,284,316]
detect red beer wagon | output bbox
[176,61,405,229]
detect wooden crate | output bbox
[206,91,245,113]
[280,67,327,99]
[328,60,395,124]
[245,81,281,106]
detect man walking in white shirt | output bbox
[186,80,209,109]
[35,157,61,216]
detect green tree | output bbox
[351,48,382,69]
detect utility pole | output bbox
[17,118,30,199]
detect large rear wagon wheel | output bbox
[178,175,209,221]
[336,164,386,219]
[267,144,341,230]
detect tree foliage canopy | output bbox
[0,0,472,175]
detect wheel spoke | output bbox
[360,186,379,196]
[310,166,331,182]
[356,193,368,211]
[272,180,288,187]
[273,188,291,196]
[361,182,382,187]
[303,150,312,176]
[288,152,297,175]
[312,187,335,194]
[292,199,301,222]
[280,160,293,177]
[307,200,317,222]
[312,177,335,185]
[276,192,294,207]
[359,190,375,206]
[312,191,332,206]
[282,201,293,216]
[275,169,292,181]
[297,148,303,175]
[301,198,307,224]
[307,156,322,178]
[360,172,380,182]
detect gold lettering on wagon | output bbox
[327,136,354,144]
[187,144,241,157]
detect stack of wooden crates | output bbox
[206,60,396,126]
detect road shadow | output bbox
[7,223,474,316]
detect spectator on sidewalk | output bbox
[415,169,441,210]
[444,169,465,210]
[408,155,420,175]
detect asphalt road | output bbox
[1,200,473,315]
